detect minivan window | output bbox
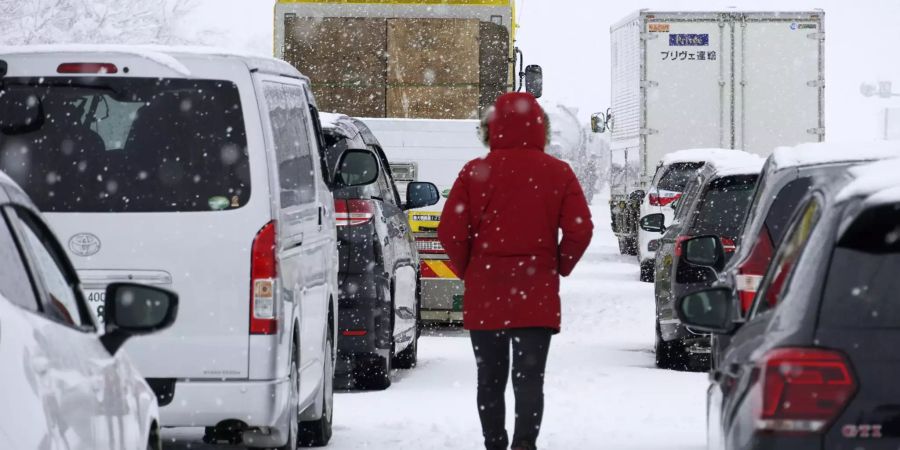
[0,78,250,212]
[764,178,813,245]
[263,82,316,208]
[820,205,900,328]
[658,162,704,192]
[689,175,758,238]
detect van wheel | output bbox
[393,334,418,369]
[299,328,334,447]
[266,349,299,450]
[655,322,688,370]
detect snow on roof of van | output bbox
[770,141,900,169]
[319,112,351,130]
[661,148,762,168]
[837,157,900,205]
[0,45,302,78]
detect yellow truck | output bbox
[274,0,542,322]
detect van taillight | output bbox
[250,221,277,335]
[57,63,118,74]
[335,199,376,227]
[737,228,774,314]
[755,348,856,434]
[649,192,682,207]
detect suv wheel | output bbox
[299,327,334,447]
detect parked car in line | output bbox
[642,154,763,370]
[0,46,383,448]
[319,112,439,390]
[710,142,900,366]
[638,149,751,282]
[0,170,178,450]
[676,157,900,450]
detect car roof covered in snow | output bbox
[836,157,900,206]
[770,141,900,170]
[660,148,762,169]
[0,44,304,79]
[319,112,361,139]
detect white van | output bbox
[0,47,382,448]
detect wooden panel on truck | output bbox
[387,86,480,119]
[386,18,480,85]
[479,22,510,114]
[284,16,387,114]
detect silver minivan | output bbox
[0,47,381,448]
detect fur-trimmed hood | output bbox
[478,93,551,151]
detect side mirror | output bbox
[0,88,44,134]
[639,213,666,233]
[524,65,543,99]
[333,149,379,189]
[405,182,440,210]
[591,112,607,133]
[683,235,726,272]
[101,283,179,355]
[675,287,735,334]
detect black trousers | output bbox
[470,328,553,450]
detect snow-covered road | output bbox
[163,197,708,449]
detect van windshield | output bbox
[0,77,250,212]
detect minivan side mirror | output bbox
[524,65,543,99]
[405,182,440,210]
[639,213,666,233]
[333,149,380,189]
[675,287,736,334]
[101,283,179,355]
[591,112,607,133]
[683,235,726,272]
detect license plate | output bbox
[84,289,107,324]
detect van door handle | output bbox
[286,233,303,250]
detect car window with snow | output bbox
[263,82,317,208]
[658,162,703,192]
[689,175,758,238]
[0,212,38,312]
[0,78,250,212]
[820,205,900,328]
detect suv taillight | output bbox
[250,221,277,335]
[736,228,774,314]
[649,192,682,207]
[755,348,857,433]
[335,199,376,227]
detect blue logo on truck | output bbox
[669,34,709,46]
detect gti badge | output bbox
[69,233,101,257]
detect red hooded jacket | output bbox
[438,93,594,332]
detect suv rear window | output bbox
[658,162,704,191]
[0,77,250,212]
[689,175,758,238]
[820,205,900,328]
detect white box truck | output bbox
[596,10,825,255]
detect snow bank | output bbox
[771,141,900,169]
[837,157,900,204]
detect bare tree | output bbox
[0,0,217,45]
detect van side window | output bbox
[263,83,316,207]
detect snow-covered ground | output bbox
[163,192,708,449]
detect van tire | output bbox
[299,326,334,447]
[655,322,688,370]
[393,334,418,369]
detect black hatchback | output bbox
[643,160,762,370]
[320,113,439,390]
[677,157,900,449]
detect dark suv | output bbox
[642,160,762,370]
[320,113,439,390]
[676,157,900,450]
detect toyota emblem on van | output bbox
[69,233,101,257]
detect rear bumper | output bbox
[421,278,464,318]
[160,378,290,429]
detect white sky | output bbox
[193,0,900,141]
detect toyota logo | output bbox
[68,233,101,257]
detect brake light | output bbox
[674,235,692,258]
[755,348,856,433]
[342,330,368,337]
[649,192,682,207]
[415,237,445,254]
[57,63,118,74]
[737,228,774,314]
[335,199,376,227]
[250,221,277,335]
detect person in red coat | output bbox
[438,92,594,450]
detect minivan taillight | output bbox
[57,63,118,74]
[250,221,277,335]
[737,228,774,314]
[649,192,682,207]
[335,199,376,227]
[755,348,857,434]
